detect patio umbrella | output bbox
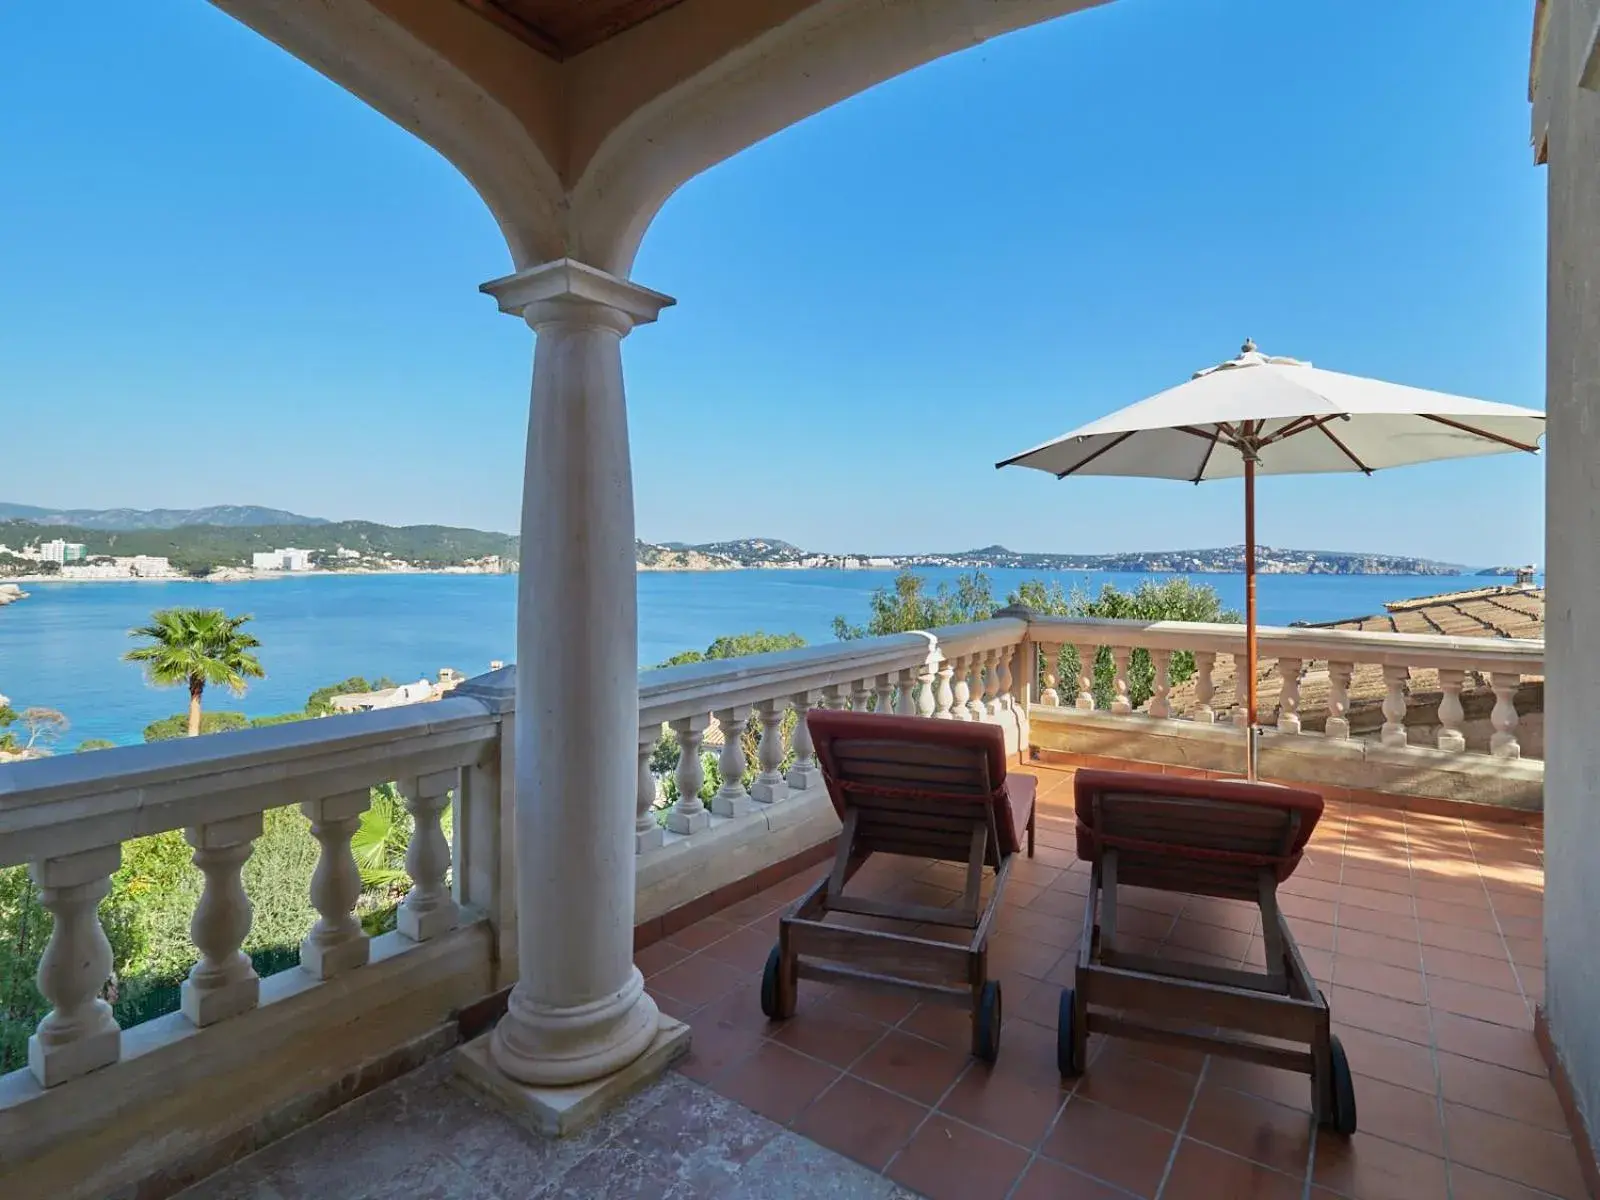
[996,340,1546,779]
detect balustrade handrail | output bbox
[1021,613,1545,672]
[637,616,1029,725]
[0,696,501,868]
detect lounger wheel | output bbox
[1321,1034,1358,1135]
[760,945,791,1021]
[974,981,1002,1063]
[1057,988,1085,1077]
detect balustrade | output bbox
[300,791,373,980]
[1074,645,1096,711]
[183,814,263,1026]
[786,690,822,789]
[398,771,460,942]
[711,706,753,817]
[1149,649,1173,719]
[1277,658,1303,734]
[637,725,666,852]
[28,847,122,1086]
[750,698,789,803]
[667,714,712,833]
[1038,643,1060,706]
[1326,661,1353,739]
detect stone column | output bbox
[300,790,371,979]
[29,847,122,1086]
[1038,644,1060,706]
[1436,668,1467,753]
[1325,662,1353,739]
[711,706,753,817]
[398,771,461,942]
[183,813,263,1026]
[1489,672,1522,759]
[1276,658,1303,734]
[1110,647,1133,715]
[1149,650,1172,719]
[1192,651,1217,723]
[1380,664,1410,748]
[785,691,822,790]
[636,724,666,852]
[480,259,672,1088]
[1074,645,1097,711]
[750,699,789,804]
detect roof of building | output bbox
[1165,584,1544,722]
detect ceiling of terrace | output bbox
[454,0,691,59]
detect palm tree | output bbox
[124,609,266,736]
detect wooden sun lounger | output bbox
[1060,769,1357,1136]
[759,711,1036,1063]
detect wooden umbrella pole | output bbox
[1244,452,1259,780]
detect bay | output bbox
[0,568,1500,747]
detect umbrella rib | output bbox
[1315,421,1374,475]
[1192,426,1222,483]
[1056,429,1139,477]
[1417,413,1542,454]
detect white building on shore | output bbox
[38,540,87,565]
[251,547,313,572]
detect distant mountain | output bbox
[0,502,328,530]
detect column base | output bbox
[398,900,460,943]
[182,971,260,1027]
[785,764,822,791]
[300,934,370,980]
[750,777,789,804]
[458,1016,690,1137]
[29,1015,119,1088]
[1437,731,1466,753]
[636,824,666,853]
[711,792,754,818]
[667,808,711,835]
[1325,718,1350,739]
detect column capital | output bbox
[481,258,674,329]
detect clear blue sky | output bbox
[0,0,1544,566]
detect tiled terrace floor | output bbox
[644,761,1580,1200]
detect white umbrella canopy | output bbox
[998,343,1546,480]
[996,340,1546,780]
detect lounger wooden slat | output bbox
[759,711,1035,1063]
[1060,769,1358,1136]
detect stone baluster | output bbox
[399,771,461,942]
[916,661,938,717]
[786,692,822,790]
[822,682,851,711]
[712,706,754,816]
[1325,662,1353,739]
[182,814,263,1026]
[967,653,989,720]
[980,649,1002,716]
[874,673,896,715]
[1075,645,1097,711]
[750,698,790,803]
[1380,665,1410,748]
[1038,644,1060,706]
[934,656,956,718]
[1192,651,1217,723]
[949,656,972,721]
[27,846,122,1086]
[1436,668,1467,753]
[1233,652,1253,727]
[995,646,1014,713]
[1489,671,1522,759]
[1149,649,1172,719]
[1110,647,1133,714]
[1276,658,1303,734]
[895,667,919,716]
[300,791,372,979]
[668,714,712,832]
[850,679,874,712]
[636,724,666,852]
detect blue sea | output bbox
[0,569,1503,747]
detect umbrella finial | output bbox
[1241,338,1257,355]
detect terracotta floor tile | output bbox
[1347,1075,1444,1156]
[1334,929,1422,971]
[1337,904,1419,942]
[1181,895,1260,933]
[1489,891,1544,921]
[1417,920,1510,957]
[1039,1097,1176,1198]
[790,1076,926,1172]
[1504,935,1543,969]
[1342,867,1414,897]
[769,1004,889,1068]
[900,1001,978,1051]
[1311,1129,1450,1200]
[1432,1011,1547,1076]
[938,1054,1068,1147]
[700,925,783,973]
[668,916,742,952]
[1162,1139,1305,1200]
[1498,915,1543,943]
[851,1030,970,1106]
[1427,977,1533,1029]
[884,1114,1030,1200]
[652,991,699,1023]
[1423,945,1520,993]
[1518,965,1544,1002]
[1415,898,1500,931]
[1065,1042,1195,1132]
[1443,1102,1590,1199]
[1009,1157,1133,1200]
[1448,1162,1574,1200]
[1333,1025,1438,1095]
[647,955,749,1008]
[634,939,691,977]
[1204,1055,1318,1113]
[989,936,1071,981]
[1184,1081,1314,1175]
[713,1040,841,1125]
[828,982,919,1024]
[675,1012,766,1083]
[1165,920,1254,962]
[1436,1051,1565,1133]
[1332,957,1427,1005]
[1026,886,1088,921]
[1412,879,1491,909]
[1291,916,1339,952]
[1328,986,1433,1046]
[1280,893,1339,924]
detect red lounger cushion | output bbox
[807,710,1034,857]
[1072,769,1322,882]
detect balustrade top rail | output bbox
[1022,613,1545,671]
[0,696,501,868]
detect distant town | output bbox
[0,501,1530,588]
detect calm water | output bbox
[0,569,1498,746]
